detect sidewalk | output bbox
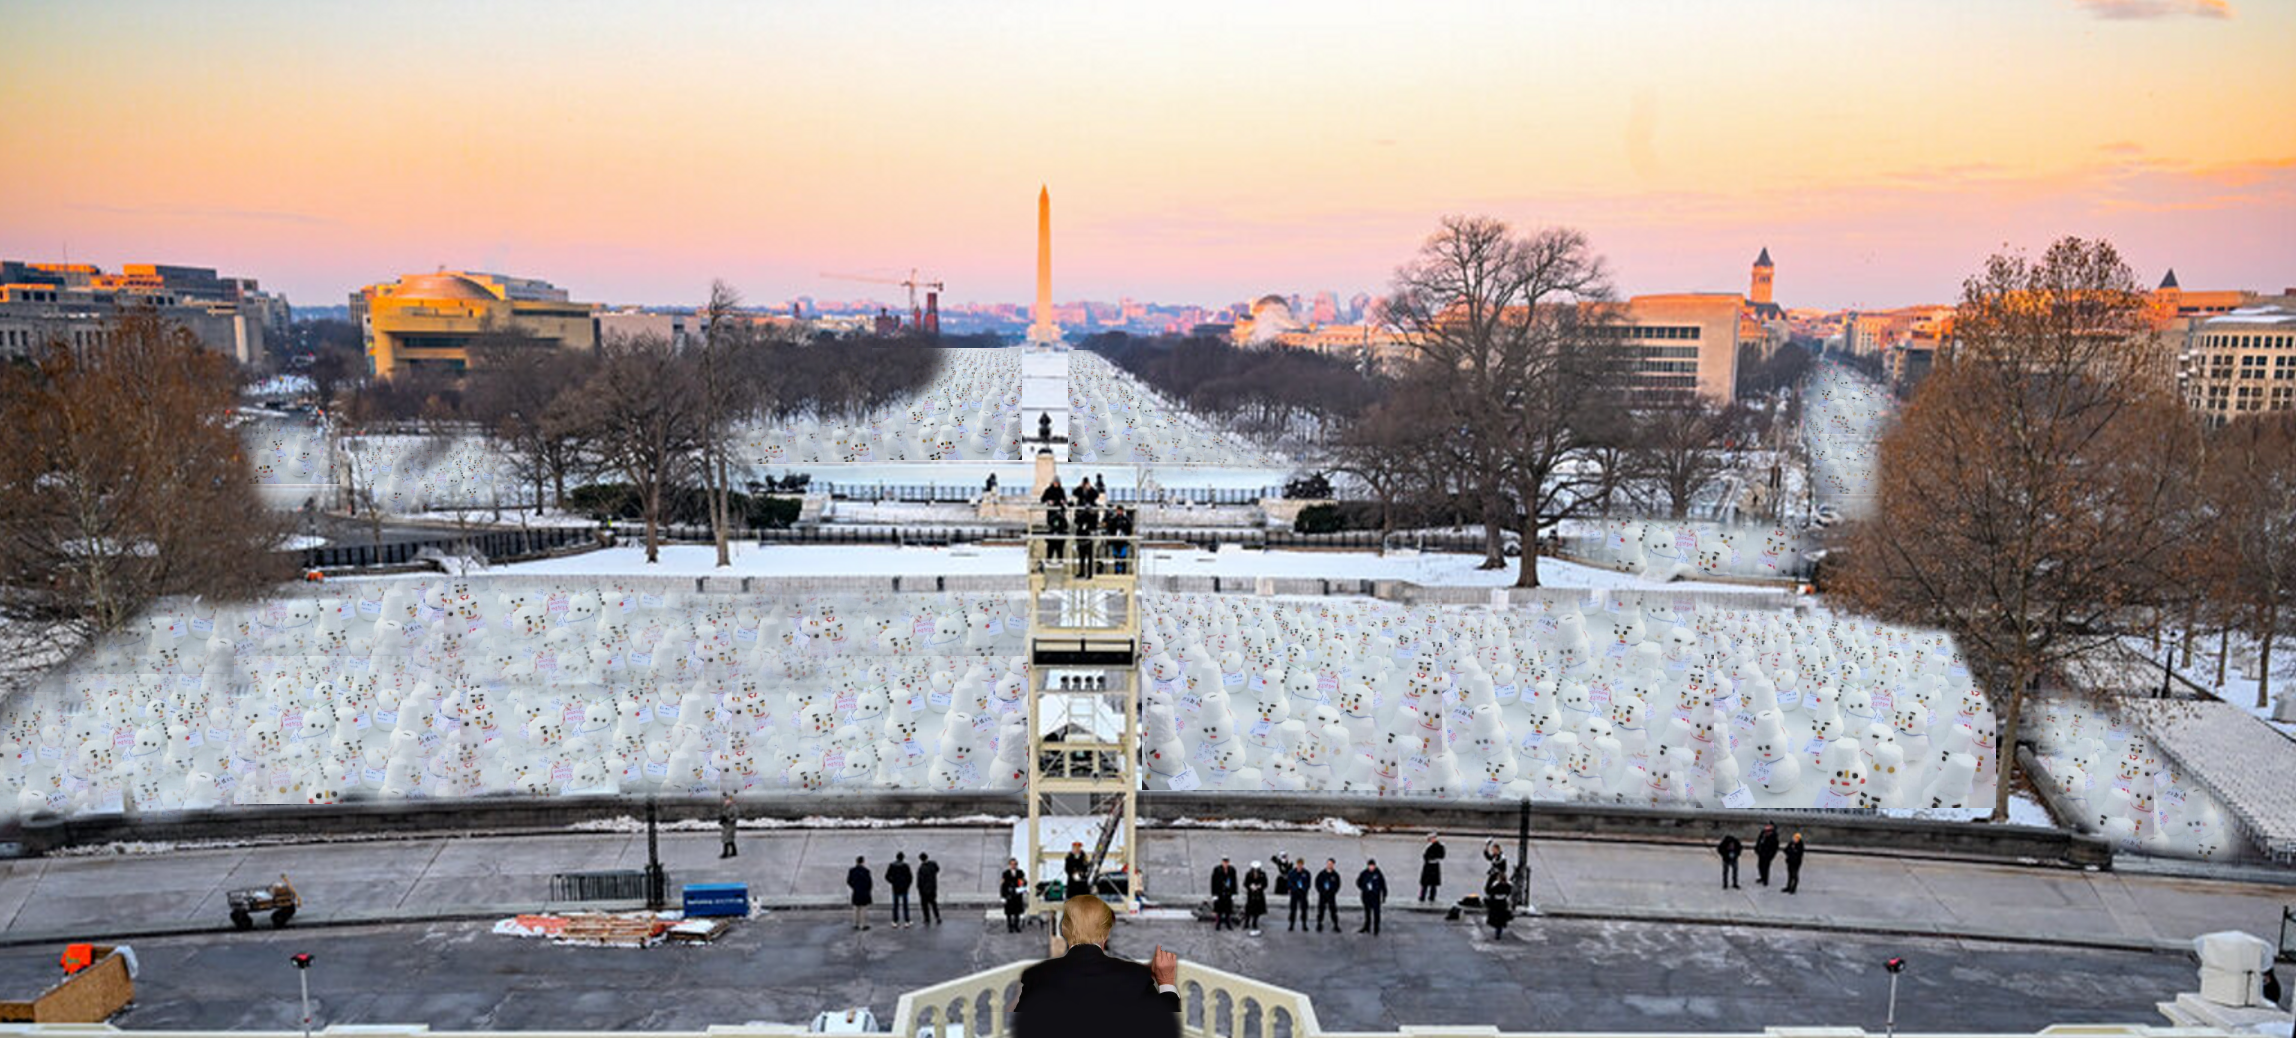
[2,825,2286,955]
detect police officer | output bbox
[1314,858,1342,934]
[1285,857,1313,932]
[1355,860,1387,936]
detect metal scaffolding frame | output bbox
[1023,516,1143,914]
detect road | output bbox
[1802,355,1895,523]
[0,910,2204,1033]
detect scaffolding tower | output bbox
[1023,495,1142,914]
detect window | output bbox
[2275,356,2295,381]
[2272,386,2293,408]
[2236,385,2262,411]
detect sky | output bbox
[2,0,2291,313]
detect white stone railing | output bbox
[889,955,1319,1038]
[0,1023,2248,1037]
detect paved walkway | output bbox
[3,825,2288,956]
[2131,698,2296,861]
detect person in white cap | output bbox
[1242,860,1269,935]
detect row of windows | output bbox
[1628,374,1698,389]
[2198,385,2296,409]
[1620,345,1701,359]
[2200,354,2296,380]
[1593,324,1703,341]
[1635,360,1700,374]
[2197,332,2296,350]
[0,328,36,350]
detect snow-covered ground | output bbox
[2024,694,2239,860]
[1559,517,1811,583]
[2123,631,2293,735]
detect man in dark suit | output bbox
[916,852,942,926]
[1209,857,1238,931]
[846,856,873,932]
[1355,859,1388,936]
[1313,859,1342,933]
[885,852,914,928]
[1014,895,1180,1038]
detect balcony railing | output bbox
[891,955,1322,1038]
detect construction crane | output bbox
[819,268,945,335]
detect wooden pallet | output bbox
[552,913,670,948]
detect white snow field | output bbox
[5,555,1995,827]
[1803,356,1894,521]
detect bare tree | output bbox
[576,334,704,563]
[1331,375,1446,545]
[0,308,290,638]
[2198,412,2296,708]
[697,281,745,568]
[465,338,597,510]
[1380,216,1619,586]
[1633,401,1746,519]
[1835,237,2201,822]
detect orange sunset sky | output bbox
[3,0,2291,312]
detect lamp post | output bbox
[290,952,314,1038]
[1883,956,1906,1038]
[644,793,666,910]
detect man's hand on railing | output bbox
[1150,946,1177,987]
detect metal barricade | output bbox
[549,869,653,903]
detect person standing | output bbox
[1418,833,1446,902]
[1209,856,1238,931]
[1754,823,1781,887]
[1716,833,1743,890]
[1000,857,1029,933]
[1782,832,1806,895]
[1484,868,1514,940]
[1044,505,1069,565]
[718,795,739,859]
[1064,841,1091,898]
[886,852,915,928]
[1286,858,1313,932]
[1313,859,1342,934]
[917,852,942,926]
[1355,860,1387,936]
[847,856,874,932]
[1242,861,1269,935]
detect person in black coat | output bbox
[1484,869,1514,940]
[1063,842,1091,898]
[885,852,915,928]
[1013,895,1179,1038]
[1041,476,1067,507]
[1313,859,1342,933]
[1754,823,1781,887]
[1000,857,1029,933]
[846,856,874,931]
[1418,833,1446,902]
[1285,859,1312,932]
[1044,506,1068,563]
[1355,860,1388,936]
[1241,861,1269,934]
[1782,832,1806,894]
[916,852,942,925]
[1209,857,1238,931]
[1716,835,1743,890]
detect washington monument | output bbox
[1027,184,1060,345]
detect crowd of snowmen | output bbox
[1128,593,2003,817]
[1066,352,1283,468]
[4,571,2039,829]
[2028,699,2233,859]
[744,350,1026,467]
[242,348,1300,516]
[1567,518,1810,584]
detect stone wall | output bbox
[6,790,2107,867]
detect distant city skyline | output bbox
[3,0,2290,312]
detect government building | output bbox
[354,270,598,378]
[0,259,289,367]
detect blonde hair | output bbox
[1060,894,1115,946]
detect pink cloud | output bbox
[2072,0,2232,19]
